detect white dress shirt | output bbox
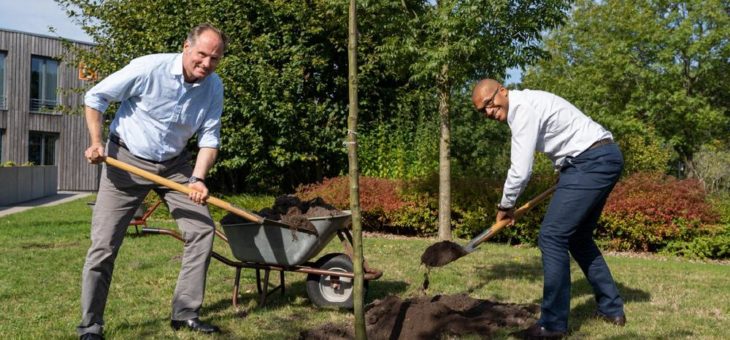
[501,89,612,208]
[85,53,223,162]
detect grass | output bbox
[0,196,728,339]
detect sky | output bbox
[0,0,521,82]
[0,0,92,43]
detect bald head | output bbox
[472,79,502,104]
[472,79,509,122]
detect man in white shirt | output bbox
[471,79,626,339]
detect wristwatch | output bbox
[188,176,205,184]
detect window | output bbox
[0,51,6,110]
[30,56,58,113]
[28,132,58,165]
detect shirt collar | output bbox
[170,53,183,76]
[172,53,205,87]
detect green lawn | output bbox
[0,196,728,339]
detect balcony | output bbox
[0,95,6,110]
[30,98,58,113]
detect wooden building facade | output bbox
[0,29,99,191]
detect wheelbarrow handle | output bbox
[463,185,557,253]
[104,156,265,225]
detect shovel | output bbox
[104,156,306,232]
[421,185,557,267]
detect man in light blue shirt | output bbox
[78,24,226,339]
[472,79,626,339]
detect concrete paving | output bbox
[0,191,93,217]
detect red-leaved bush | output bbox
[599,172,719,251]
[295,176,435,233]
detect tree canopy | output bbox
[59,0,572,192]
[523,0,730,175]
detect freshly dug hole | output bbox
[300,294,539,339]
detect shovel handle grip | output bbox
[464,185,557,251]
[104,156,264,224]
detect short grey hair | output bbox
[187,23,228,52]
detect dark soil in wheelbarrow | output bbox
[300,294,539,339]
[220,195,343,234]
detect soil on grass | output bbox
[220,195,343,235]
[421,240,469,267]
[300,294,539,339]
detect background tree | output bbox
[522,0,730,177]
[381,0,570,239]
[58,0,425,192]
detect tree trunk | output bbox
[347,1,366,339]
[437,63,452,241]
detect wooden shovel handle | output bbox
[465,185,557,251]
[104,156,265,224]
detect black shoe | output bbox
[593,311,627,326]
[170,318,220,334]
[512,323,566,339]
[79,333,104,340]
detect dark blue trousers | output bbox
[538,143,625,332]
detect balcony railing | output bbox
[30,98,58,113]
[0,95,6,110]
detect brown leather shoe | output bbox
[593,311,627,326]
[512,323,566,339]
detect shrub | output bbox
[358,116,439,180]
[617,128,673,176]
[660,226,730,260]
[295,176,435,234]
[708,192,730,225]
[599,172,719,251]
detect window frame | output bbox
[28,131,59,166]
[29,55,60,114]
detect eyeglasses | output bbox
[477,87,500,113]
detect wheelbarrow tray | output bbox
[221,211,352,266]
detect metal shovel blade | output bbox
[421,185,556,268]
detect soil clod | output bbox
[420,240,469,267]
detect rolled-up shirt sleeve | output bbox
[196,85,223,149]
[501,102,539,208]
[84,59,147,113]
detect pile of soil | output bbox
[300,294,538,339]
[220,195,343,235]
[420,240,469,267]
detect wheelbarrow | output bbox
[103,156,383,309]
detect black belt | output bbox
[109,134,168,164]
[587,138,614,151]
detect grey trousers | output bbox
[77,142,215,336]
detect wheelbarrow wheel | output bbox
[306,253,367,309]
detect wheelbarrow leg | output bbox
[254,268,286,306]
[257,268,271,306]
[279,271,285,297]
[233,267,242,310]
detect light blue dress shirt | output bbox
[85,53,223,162]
